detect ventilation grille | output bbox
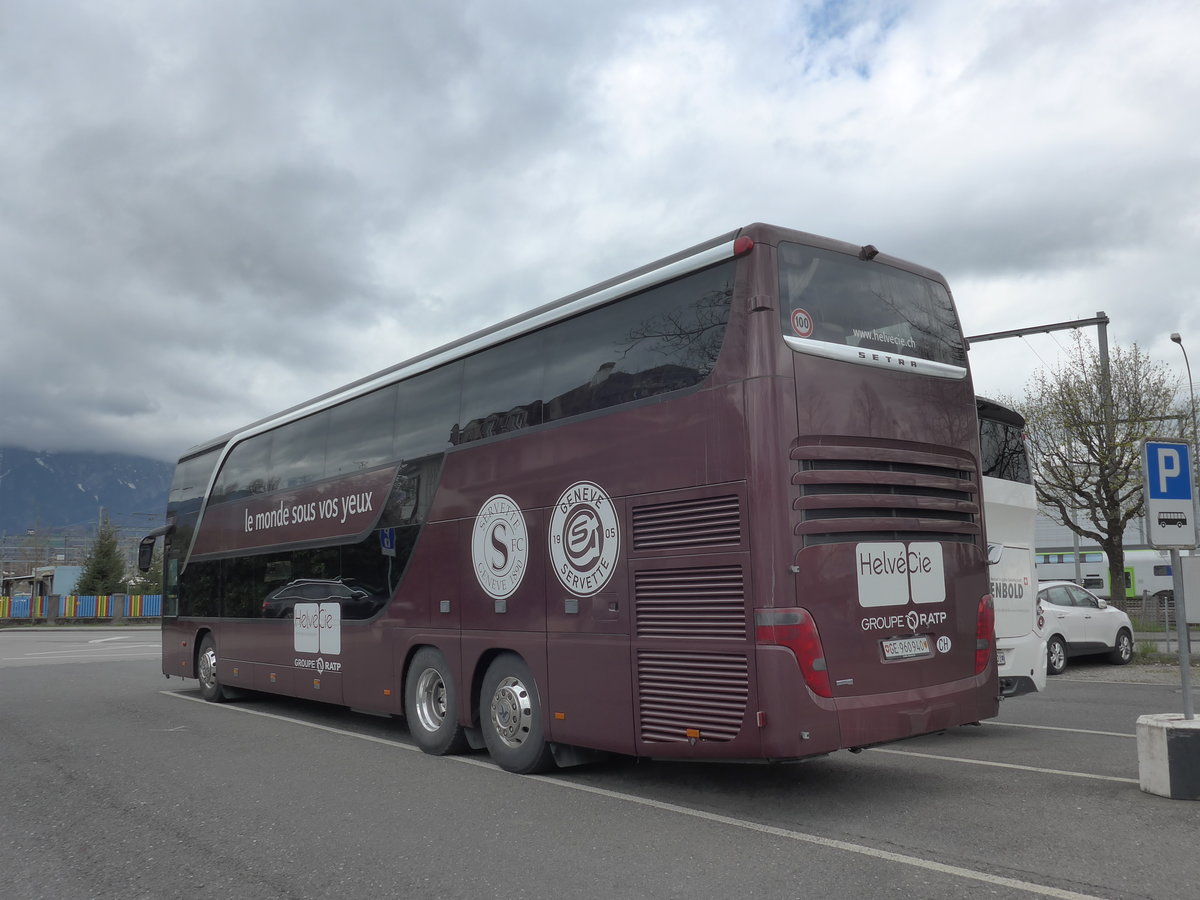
[634,566,746,639]
[637,651,749,743]
[631,494,741,552]
[792,444,979,546]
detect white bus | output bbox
[979,398,1046,698]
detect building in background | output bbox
[1034,510,1174,600]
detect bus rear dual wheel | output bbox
[405,649,554,774]
[479,654,555,775]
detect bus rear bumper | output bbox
[832,671,1000,750]
[997,630,1048,697]
[753,650,999,758]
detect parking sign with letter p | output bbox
[1143,439,1198,549]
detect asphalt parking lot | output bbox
[3,628,1199,897]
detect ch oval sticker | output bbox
[549,481,620,596]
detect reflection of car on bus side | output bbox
[1036,580,1134,675]
[261,578,385,620]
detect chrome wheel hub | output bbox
[414,667,448,733]
[198,647,217,689]
[489,676,533,749]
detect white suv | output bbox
[1036,580,1135,675]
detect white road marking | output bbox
[870,747,1138,784]
[89,636,131,644]
[2,643,159,661]
[18,645,159,657]
[1056,675,1186,686]
[989,721,1134,739]
[162,690,1106,899]
[544,779,1106,900]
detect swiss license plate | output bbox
[882,635,932,660]
[996,649,1007,666]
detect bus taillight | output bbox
[975,595,996,674]
[755,608,832,698]
[733,235,755,256]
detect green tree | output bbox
[77,519,127,595]
[1019,332,1185,597]
[124,546,163,595]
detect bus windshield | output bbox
[979,407,1032,484]
[778,242,966,369]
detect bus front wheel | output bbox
[480,654,554,775]
[196,635,229,702]
[405,647,468,756]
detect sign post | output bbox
[1142,438,1197,719]
[1137,439,1200,800]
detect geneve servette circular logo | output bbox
[549,481,620,596]
[471,494,529,599]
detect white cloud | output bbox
[1,0,1198,461]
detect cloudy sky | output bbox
[2,0,1197,463]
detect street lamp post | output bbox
[1169,334,1198,716]
[1170,333,1200,534]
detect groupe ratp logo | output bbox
[293,656,342,673]
[860,610,949,633]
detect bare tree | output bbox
[1020,332,1184,597]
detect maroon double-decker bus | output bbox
[145,223,998,773]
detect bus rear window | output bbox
[778,242,966,369]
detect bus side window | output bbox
[459,331,545,443]
[395,363,463,459]
[327,386,397,476]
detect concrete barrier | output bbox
[1137,714,1200,800]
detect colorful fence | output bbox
[0,594,162,620]
[0,595,30,618]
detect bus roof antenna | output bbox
[859,244,879,260]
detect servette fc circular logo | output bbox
[549,481,620,596]
[471,494,528,599]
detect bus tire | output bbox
[480,654,555,775]
[1046,636,1068,676]
[405,647,469,756]
[196,634,229,702]
[1109,629,1133,666]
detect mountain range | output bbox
[0,447,173,537]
